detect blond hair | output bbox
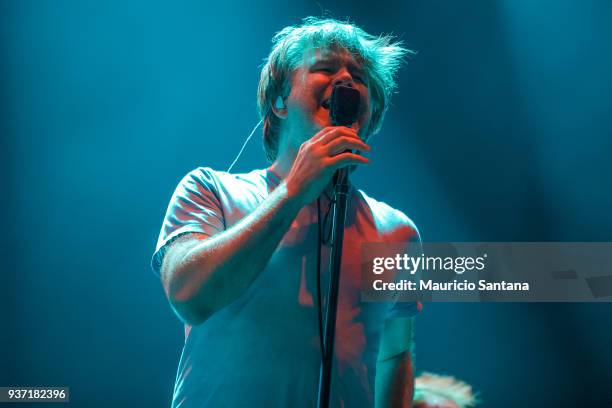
[257,17,410,162]
[414,372,479,407]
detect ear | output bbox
[271,96,288,119]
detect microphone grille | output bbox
[330,85,360,127]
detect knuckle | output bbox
[336,136,349,144]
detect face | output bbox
[278,47,372,150]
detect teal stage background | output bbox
[3,0,612,406]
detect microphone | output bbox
[329,84,361,186]
[330,85,360,127]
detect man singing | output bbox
[152,17,422,407]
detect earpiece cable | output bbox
[227,119,263,173]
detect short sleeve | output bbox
[151,168,225,276]
[385,220,423,320]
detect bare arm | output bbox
[375,317,415,408]
[160,126,370,325]
[161,181,301,325]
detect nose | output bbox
[333,67,355,88]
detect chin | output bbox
[314,109,333,127]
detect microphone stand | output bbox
[316,83,359,408]
[317,167,349,408]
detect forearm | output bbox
[165,181,302,324]
[375,316,415,407]
[375,352,414,408]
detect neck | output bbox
[268,152,294,181]
[269,153,340,203]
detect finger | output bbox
[310,126,338,144]
[326,136,370,155]
[327,152,369,171]
[318,126,360,145]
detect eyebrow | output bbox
[311,58,365,75]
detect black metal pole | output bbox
[316,83,360,408]
[317,168,349,408]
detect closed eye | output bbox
[350,68,366,84]
[315,67,334,74]
[311,60,337,74]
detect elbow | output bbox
[169,297,210,326]
[163,265,213,326]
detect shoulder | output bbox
[179,167,267,192]
[355,189,420,242]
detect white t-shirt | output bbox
[152,167,421,408]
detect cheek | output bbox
[362,88,371,112]
[356,91,373,138]
[287,81,321,111]
[360,90,372,121]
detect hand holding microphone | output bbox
[285,85,368,207]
